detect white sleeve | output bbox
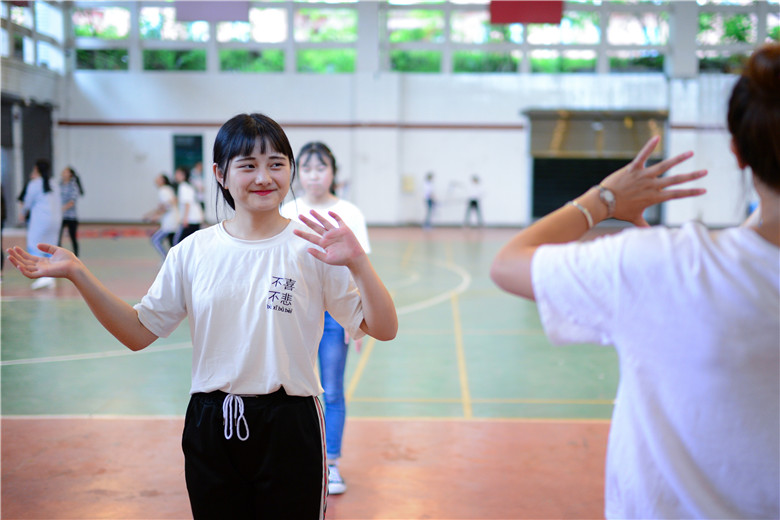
[322,263,366,340]
[134,247,188,338]
[531,235,622,346]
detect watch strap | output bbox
[595,185,616,219]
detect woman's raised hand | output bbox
[601,136,708,226]
[294,210,366,267]
[6,244,80,280]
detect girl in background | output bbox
[281,141,370,495]
[143,173,179,259]
[22,159,61,289]
[8,113,397,518]
[173,166,203,245]
[59,166,84,257]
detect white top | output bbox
[467,181,483,202]
[281,198,371,254]
[134,221,365,396]
[177,181,204,225]
[23,177,61,250]
[423,179,434,201]
[532,222,780,519]
[157,184,179,232]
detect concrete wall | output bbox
[6,63,748,227]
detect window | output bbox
[55,1,780,76]
[143,49,207,71]
[219,49,285,72]
[35,2,64,43]
[453,50,520,72]
[696,2,760,72]
[217,8,288,43]
[294,8,357,42]
[450,10,522,44]
[72,6,130,39]
[297,48,356,73]
[388,9,445,43]
[139,7,209,42]
[36,40,64,72]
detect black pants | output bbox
[464,199,482,227]
[182,389,327,520]
[174,223,200,245]
[59,218,79,256]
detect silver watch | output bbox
[595,185,616,218]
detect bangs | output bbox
[300,149,328,167]
[215,113,294,170]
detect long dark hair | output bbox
[298,141,338,195]
[727,43,780,192]
[64,166,85,196]
[212,113,296,211]
[35,159,53,194]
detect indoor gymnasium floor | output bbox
[1,224,616,520]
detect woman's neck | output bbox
[224,211,289,240]
[752,182,780,247]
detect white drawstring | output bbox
[222,394,249,441]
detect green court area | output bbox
[1,228,619,420]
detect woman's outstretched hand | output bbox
[601,135,708,226]
[6,244,80,280]
[294,210,366,267]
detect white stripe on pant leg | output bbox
[313,396,327,520]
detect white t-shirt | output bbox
[532,222,780,519]
[281,197,371,254]
[134,220,365,396]
[157,184,179,232]
[177,181,204,225]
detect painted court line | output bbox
[0,342,192,366]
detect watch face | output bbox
[602,189,615,203]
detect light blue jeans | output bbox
[319,312,349,461]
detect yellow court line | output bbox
[400,240,415,268]
[345,336,376,403]
[349,397,614,405]
[347,416,612,424]
[451,293,473,419]
[345,288,396,402]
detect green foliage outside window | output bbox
[698,12,755,43]
[73,23,125,39]
[453,51,518,73]
[72,8,129,39]
[296,49,355,73]
[699,54,746,73]
[220,50,284,72]
[143,50,206,71]
[76,49,128,70]
[609,54,664,73]
[295,8,357,43]
[531,55,598,73]
[388,10,444,43]
[721,13,753,43]
[390,50,441,72]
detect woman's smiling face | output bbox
[218,137,292,215]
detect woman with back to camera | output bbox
[58,166,84,257]
[7,113,398,519]
[281,141,370,495]
[491,43,779,519]
[22,159,62,290]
